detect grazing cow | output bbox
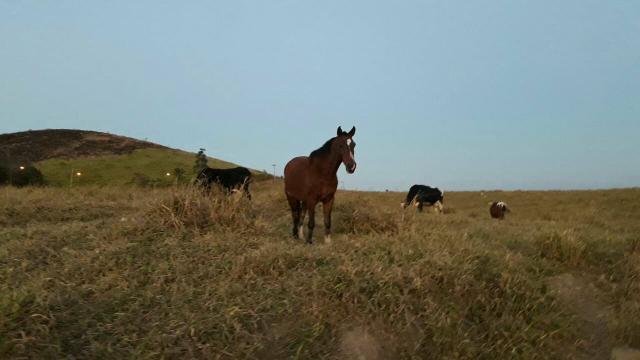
[489,201,509,219]
[401,185,444,213]
[196,167,252,199]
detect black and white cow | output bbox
[196,167,252,199]
[401,184,444,213]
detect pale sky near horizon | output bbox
[1,1,639,191]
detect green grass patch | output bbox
[35,148,239,187]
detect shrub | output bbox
[0,164,9,185]
[534,229,586,266]
[6,165,45,187]
[333,199,400,235]
[144,185,264,234]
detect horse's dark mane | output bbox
[309,137,336,158]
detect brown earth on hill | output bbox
[0,129,167,164]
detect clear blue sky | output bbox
[1,1,639,190]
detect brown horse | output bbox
[284,126,357,244]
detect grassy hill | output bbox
[0,129,269,186]
[1,183,638,359]
[36,148,239,187]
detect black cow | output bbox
[196,167,252,199]
[401,184,444,213]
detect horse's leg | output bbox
[287,196,301,239]
[322,197,335,244]
[298,201,307,240]
[306,201,316,244]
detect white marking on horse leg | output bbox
[324,234,332,244]
[298,225,304,239]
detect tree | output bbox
[11,165,45,187]
[193,148,208,174]
[0,163,9,185]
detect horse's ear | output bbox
[348,126,356,137]
[337,126,343,136]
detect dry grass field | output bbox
[1,182,639,359]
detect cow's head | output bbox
[494,201,509,212]
[335,126,357,174]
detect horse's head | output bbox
[335,126,357,174]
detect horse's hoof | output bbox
[324,235,332,244]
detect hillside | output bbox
[0,129,167,164]
[35,148,243,187]
[0,129,266,186]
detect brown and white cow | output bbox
[489,201,509,219]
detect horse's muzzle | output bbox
[346,162,357,174]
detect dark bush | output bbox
[11,165,45,187]
[0,164,9,185]
[0,162,45,187]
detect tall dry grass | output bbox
[1,183,639,359]
[144,186,266,234]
